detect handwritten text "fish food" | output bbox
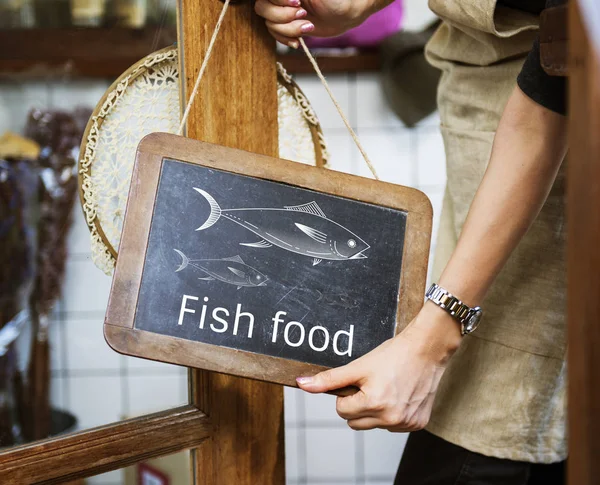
[178,295,354,357]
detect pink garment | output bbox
[304,0,403,48]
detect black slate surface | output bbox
[134,159,407,368]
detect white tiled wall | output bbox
[0,3,443,484]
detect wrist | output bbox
[402,302,463,364]
[422,300,463,349]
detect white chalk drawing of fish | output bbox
[174,250,268,289]
[194,188,370,266]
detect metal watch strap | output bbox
[425,283,481,335]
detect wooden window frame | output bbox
[0,405,210,484]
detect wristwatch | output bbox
[425,283,483,336]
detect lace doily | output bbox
[78,46,328,275]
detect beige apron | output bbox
[424,0,567,463]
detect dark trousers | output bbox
[394,430,566,485]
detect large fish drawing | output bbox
[174,250,268,289]
[193,188,370,266]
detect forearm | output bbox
[437,86,567,307]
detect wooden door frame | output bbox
[568,1,600,483]
[178,0,285,483]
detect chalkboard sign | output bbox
[105,133,432,386]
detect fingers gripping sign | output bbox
[254,1,307,24]
[296,305,463,433]
[255,0,314,48]
[296,361,361,394]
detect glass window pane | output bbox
[89,449,192,485]
[0,4,185,448]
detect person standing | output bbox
[254,0,568,483]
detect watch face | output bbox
[465,308,482,333]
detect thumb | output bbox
[296,364,358,393]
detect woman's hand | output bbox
[254,0,382,48]
[296,302,462,431]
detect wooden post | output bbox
[177,1,285,484]
[568,2,600,484]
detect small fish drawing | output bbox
[194,188,370,266]
[174,250,268,289]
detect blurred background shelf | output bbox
[0,27,177,78]
[279,49,381,74]
[0,27,381,79]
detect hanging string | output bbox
[299,38,379,181]
[177,0,378,181]
[178,0,232,135]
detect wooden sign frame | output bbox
[104,132,432,387]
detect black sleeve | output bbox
[516,0,567,115]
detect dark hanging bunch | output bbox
[21,107,91,442]
[0,160,36,328]
[25,107,91,316]
[0,106,92,445]
[0,159,38,447]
